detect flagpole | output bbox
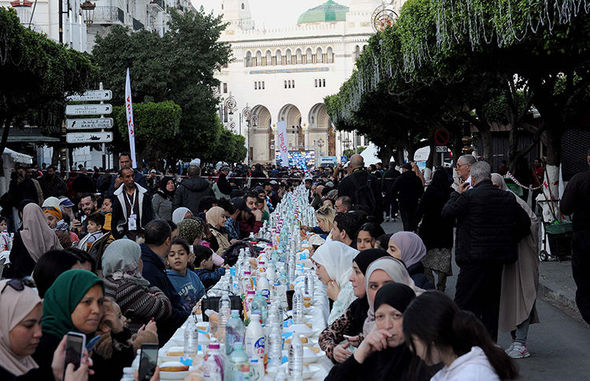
[125,68,138,169]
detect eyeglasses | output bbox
[1,277,36,294]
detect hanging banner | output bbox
[277,121,289,167]
[125,68,138,168]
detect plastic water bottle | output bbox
[218,292,231,343]
[244,290,256,320]
[229,343,250,381]
[269,322,283,368]
[203,342,224,381]
[225,310,245,357]
[250,291,268,325]
[249,358,264,381]
[288,335,303,378]
[243,271,254,293]
[257,272,271,302]
[183,317,198,358]
[293,289,304,324]
[245,313,265,360]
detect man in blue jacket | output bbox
[141,219,190,344]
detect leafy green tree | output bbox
[92,9,239,162]
[113,101,182,167]
[0,7,95,156]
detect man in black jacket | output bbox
[391,163,423,231]
[140,219,190,344]
[173,164,214,216]
[560,149,590,324]
[442,161,530,341]
[382,161,401,221]
[337,155,382,223]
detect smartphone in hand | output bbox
[64,332,85,378]
[138,343,159,381]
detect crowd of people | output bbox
[1,149,585,381]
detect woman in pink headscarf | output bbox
[387,232,434,290]
[6,203,62,278]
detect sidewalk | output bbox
[538,260,582,321]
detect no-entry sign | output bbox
[434,128,450,146]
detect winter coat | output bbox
[108,172,147,195]
[39,175,67,198]
[140,243,189,343]
[381,168,401,194]
[337,169,382,222]
[406,262,435,290]
[172,177,214,215]
[194,267,226,289]
[152,191,173,221]
[441,179,531,266]
[209,225,231,255]
[392,170,423,208]
[499,194,540,333]
[431,347,499,381]
[418,183,454,249]
[561,168,590,231]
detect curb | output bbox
[538,279,584,322]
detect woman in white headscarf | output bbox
[313,240,359,324]
[491,173,540,359]
[363,256,423,336]
[171,207,192,224]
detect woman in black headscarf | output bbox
[319,249,390,364]
[152,177,175,221]
[325,282,431,381]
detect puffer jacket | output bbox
[441,179,530,266]
[172,177,214,215]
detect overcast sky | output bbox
[191,0,352,28]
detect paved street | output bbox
[382,220,590,380]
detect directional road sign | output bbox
[435,145,448,153]
[66,90,112,102]
[65,104,112,116]
[66,118,113,130]
[66,132,113,144]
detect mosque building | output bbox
[216,0,404,164]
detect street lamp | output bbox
[80,0,96,26]
[225,95,236,115]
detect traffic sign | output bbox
[435,145,448,153]
[66,132,113,144]
[65,104,112,116]
[434,128,450,146]
[66,90,112,102]
[66,118,113,130]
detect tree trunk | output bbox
[479,128,492,163]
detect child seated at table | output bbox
[166,238,206,312]
[193,244,226,289]
[78,212,105,251]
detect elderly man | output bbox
[442,161,531,341]
[455,154,477,189]
[561,149,590,324]
[337,154,382,223]
[334,196,352,213]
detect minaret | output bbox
[221,0,255,31]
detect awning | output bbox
[3,148,33,165]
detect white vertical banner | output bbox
[277,121,289,167]
[125,68,138,168]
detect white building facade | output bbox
[217,0,404,164]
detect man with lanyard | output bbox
[111,167,154,240]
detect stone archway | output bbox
[308,103,333,156]
[250,105,272,163]
[278,104,304,151]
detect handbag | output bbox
[200,289,243,322]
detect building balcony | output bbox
[93,6,125,25]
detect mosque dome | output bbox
[297,0,349,24]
